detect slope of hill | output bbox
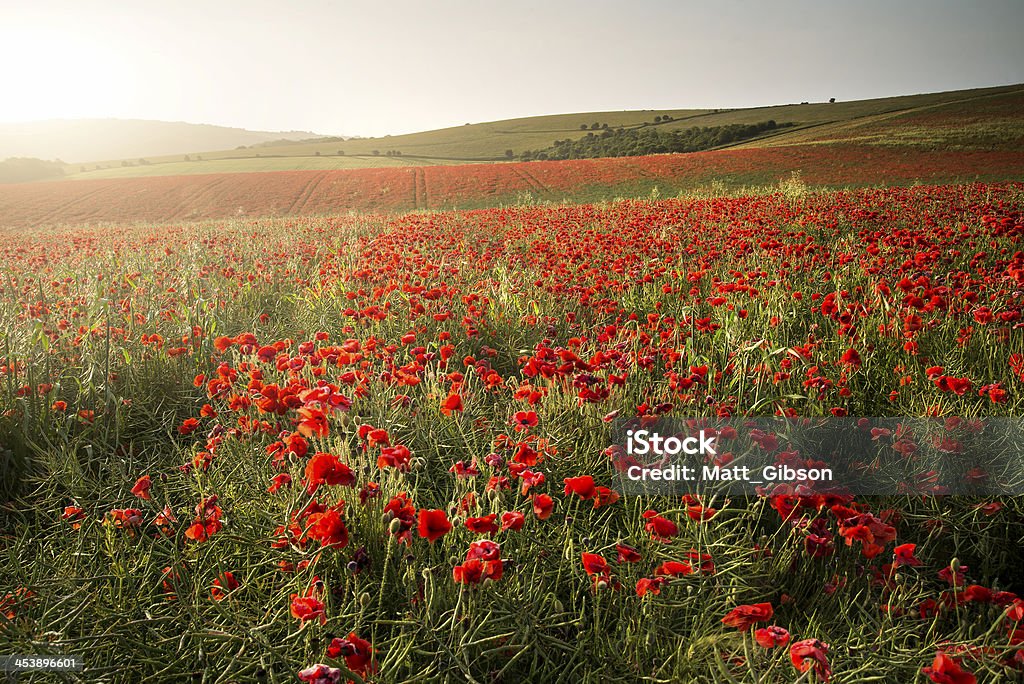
[0,119,332,164]
[739,86,1024,151]
[61,83,1024,179]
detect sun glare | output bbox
[0,24,130,123]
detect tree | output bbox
[314,150,321,156]
[580,124,588,130]
[337,150,345,156]
[505,149,514,159]
[829,97,836,103]
[0,157,66,184]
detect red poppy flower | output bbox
[616,543,642,563]
[290,594,326,626]
[210,572,239,601]
[790,639,831,682]
[532,494,554,520]
[653,561,693,577]
[304,452,355,492]
[581,553,609,576]
[297,664,342,684]
[440,392,464,416]
[722,602,774,631]
[636,577,669,597]
[453,558,503,584]
[893,543,922,568]
[325,632,376,676]
[563,475,597,500]
[297,407,329,438]
[417,509,452,543]
[130,475,152,500]
[465,514,499,534]
[500,511,525,531]
[642,510,678,542]
[268,473,292,493]
[305,508,349,549]
[922,651,975,684]
[178,417,200,435]
[754,626,791,648]
[62,505,86,529]
[466,540,501,561]
[378,444,412,471]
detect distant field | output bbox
[68,154,474,180]
[4,143,1023,228]
[62,84,1024,180]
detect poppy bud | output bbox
[596,580,608,591]
[346,561,359,573]
[382,511,394,524]
[359,592,371,607]
[388,517,403,534]
[950,558,960,572]
[159,472,168,483]
[552,599,564,613]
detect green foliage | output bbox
[523,121,792,161]
[0,157,65,184]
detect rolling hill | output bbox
[0,119,333,165]
[61,83,1024,180]
[1,83,1021,228]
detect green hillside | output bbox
[65,83,1024,180]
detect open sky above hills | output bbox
[3,0,1023,139]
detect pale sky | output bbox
[2,0,1023,137]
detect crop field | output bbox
[1,182,1023,682]
[3,144,1024,229]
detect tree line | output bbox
[519,120,792,161]
[0,158,65,184]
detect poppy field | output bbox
[2,182,1024,683]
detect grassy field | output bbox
[1,183,1024,683]
[62,84,1024,179]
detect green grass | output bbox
[1,185,1023,682]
